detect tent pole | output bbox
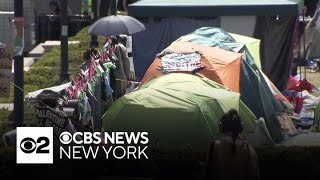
[298,21,302,82]
[303,9,307,80]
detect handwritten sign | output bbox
[0,70,12,98]
[0,47,13,69]
[161,52,201,72]
[35,106,69,139]
[0,47,13,98]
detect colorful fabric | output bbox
[161,52,202,72]
[114,45,127,98]
[103,76,113,97]
[118,43,132,80]
[109,52,118,62]
[89,56,97,78]
[95,65,105,77]
[78,90,92,126]
[88,79,96,94]
[104,62,116,74]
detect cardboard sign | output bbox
[0,47,13,69]
[0,47,13,98]
[35,106,69,139]
[0,70,12,98]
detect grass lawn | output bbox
[303,69,320,96]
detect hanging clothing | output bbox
[113,44,127,98]
[102,62,116,98]
[253,16,297,91]
[103,75,113,97]
[104,61,116,74]
[88,78,97,94]
[117,43,133,80]
[78,90,92,126]
[95,64,105,77]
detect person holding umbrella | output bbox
[88,11,145,98]
[108,35,132,99]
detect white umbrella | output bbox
[88,15,145,36]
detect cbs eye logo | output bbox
[20,137,50,154]
[59,132,72,144]
[16,127,53,164]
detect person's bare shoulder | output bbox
[213,140,222,152]
[248,145,259,161]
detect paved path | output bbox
[281,133,320,146]
[0,103,13,111]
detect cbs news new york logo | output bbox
[16,127,53,164]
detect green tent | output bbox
[176,27,285,143]
[312,102,320,132]
[102,73,256,153]
[229,33,261,70]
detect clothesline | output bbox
[115,78,140,84]
[65,44,116,100]
[9,37,134,135]
[61,40,119,130]
[10,81,93,132]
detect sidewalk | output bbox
[0,103,13,111]
[281,133,320,146]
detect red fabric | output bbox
[294,97,303,114]
[89,56,97,78]
[287,76,314,92]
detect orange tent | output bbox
[140,41,243,92]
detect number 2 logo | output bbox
[20,137,50,154]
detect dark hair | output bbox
[219,109,243,154]
[36,90,60,108]
[110,36,119,46]
[49,1,60,14]
[42,97,58,108]
[117,35,127,46]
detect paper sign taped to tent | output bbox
[161,52,201,72]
